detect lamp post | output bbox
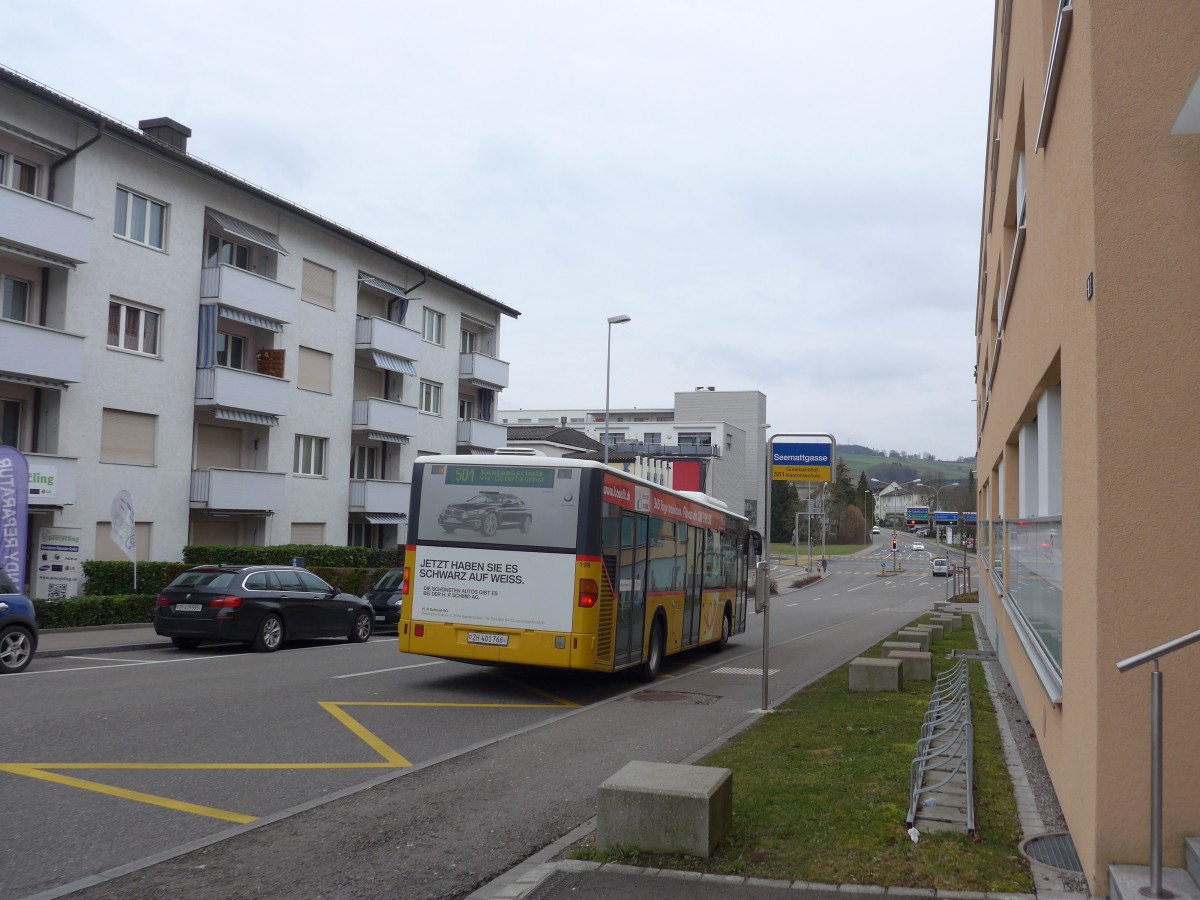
[603,314,631,466]
[863,489,871,544]
[922,481,959,544]
[870,476,921,529]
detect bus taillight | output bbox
[402,566,411,596]
[578,578,598,608]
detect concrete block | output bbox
[881,641,921,656]
[915,622,944,642]
[885,649,933,681]
[930,615,960,632]
[849,656,903,692]
[597,760,732,857]
[896,629,930,651]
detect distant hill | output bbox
[838,446,975,486]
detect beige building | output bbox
[975,2,1200,894]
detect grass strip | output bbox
[576,614,1034,892]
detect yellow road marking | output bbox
[0,765,256,824]
[491,673,581,708]
[318,702,411,766]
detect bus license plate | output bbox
[467,632,508,647]
[175,603,202,612]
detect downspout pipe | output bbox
[49,120,103,203]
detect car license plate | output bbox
[467,631,508,647]
[175,603,203,612]
[374,615,386,622]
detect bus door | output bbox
[613,510,649,668]
[682,525,705,648]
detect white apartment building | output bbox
[500,388,768,532]
[0,68,518,589]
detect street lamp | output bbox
[863,489,871,543]
[603,314,631,466]
[869,476,920,528]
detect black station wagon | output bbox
[437,491,532,536]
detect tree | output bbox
[840,504,865,545]
[769,480,800,544]
[856,471,874,526]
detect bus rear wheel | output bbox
[638,619,664,682]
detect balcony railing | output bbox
[24,453,77,506]
[0,319,85,385]
[457,418,507,451]
[0,185,91,265]
[200,264,294,324]
[349,479,411,514]
[459,352,509,390]
[355,316,421,363]
[195,366,290,417]
[610,442,721,458]
[352,399,418,438]
[190,468,286,511]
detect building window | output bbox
[100,408,157,465]
[114,187,166,249]
[679,432,712,447]
[298,346,332,394]
[1,154,39,194]
[302,259,336,310]
[215,332,245,369]
[293,435,327,477]
[107,300,160,356]
[1,399,19,447]
[644,432,661,445]
[93,521,151,562]
[422,309,444,345]
[290,522,325,545]
[460,329,478,353]
[350,445,378,480]
[2,276,30,322]
[420,380,442,415]
[206,233,250,270]
[459,398,474,421]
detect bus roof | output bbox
[415,454,747,522]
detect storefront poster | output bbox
[34,526,82,600]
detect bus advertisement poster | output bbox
[409,545,575,632]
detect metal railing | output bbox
[1115,626,1200,898]
[906,658,975,833]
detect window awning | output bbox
[0,240,77,270]
[466,378,505,391]
[370,350,417,376]
[365,430,410,444]
[358,273,408,298]
[218,305,284,333]
[212,407,280,427]
[0,371,68,390]
[364,513,407,525]
[208,210,288,255]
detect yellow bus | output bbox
[398,453,761,680]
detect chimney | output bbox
[138,117,191,152]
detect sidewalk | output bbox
[36,623,168,657]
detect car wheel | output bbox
[253,614,284,653]
[442,526,457,534]
[708,610,731,653]
[480,512,499,537]
[0,625,34,674]
[171,637,202,651]
[519,515,531,534]
[348,610,372,643]
[638,618,664,682]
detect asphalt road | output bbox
[4,543,968,899]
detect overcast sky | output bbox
[9,1,993,461]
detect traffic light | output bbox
[891,536,898,551]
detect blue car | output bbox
[0,572,38,674]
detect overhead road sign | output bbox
[770,435,835,483]
[962,512,978,523]
[905,506,930,524]
[933,511,959,524]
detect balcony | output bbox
[195,366,289,417]
[457,418,507,451]
[24,453,77,507]
[200,265,294,325]
[352,398,418,439]
[349,479,411,514]
[0,319,85,386]
[190,468,286,511]
[0,186,91,266]
[459,352,509,390]
[355,316,421,366]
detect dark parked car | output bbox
[0,572,38,674]
[365,567,406,631]
[154,565,372,652]
[438,491,532,536]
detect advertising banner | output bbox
[110,490,137,563]
[0,446,29,590]
[34,526,82,600]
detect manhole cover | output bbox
[630,691,718,704]
[1021,832,1084,873]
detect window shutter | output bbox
[100,409,157,465]
[290,522,325,545]
[298,346,332,393]
[302,259,336,309]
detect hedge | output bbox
[35,594,158,628]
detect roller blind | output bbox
[298,346,332,394]
[290,522,325,545]
[302,259,336,310]
[100,408,157,465]
[93,521,152,561]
